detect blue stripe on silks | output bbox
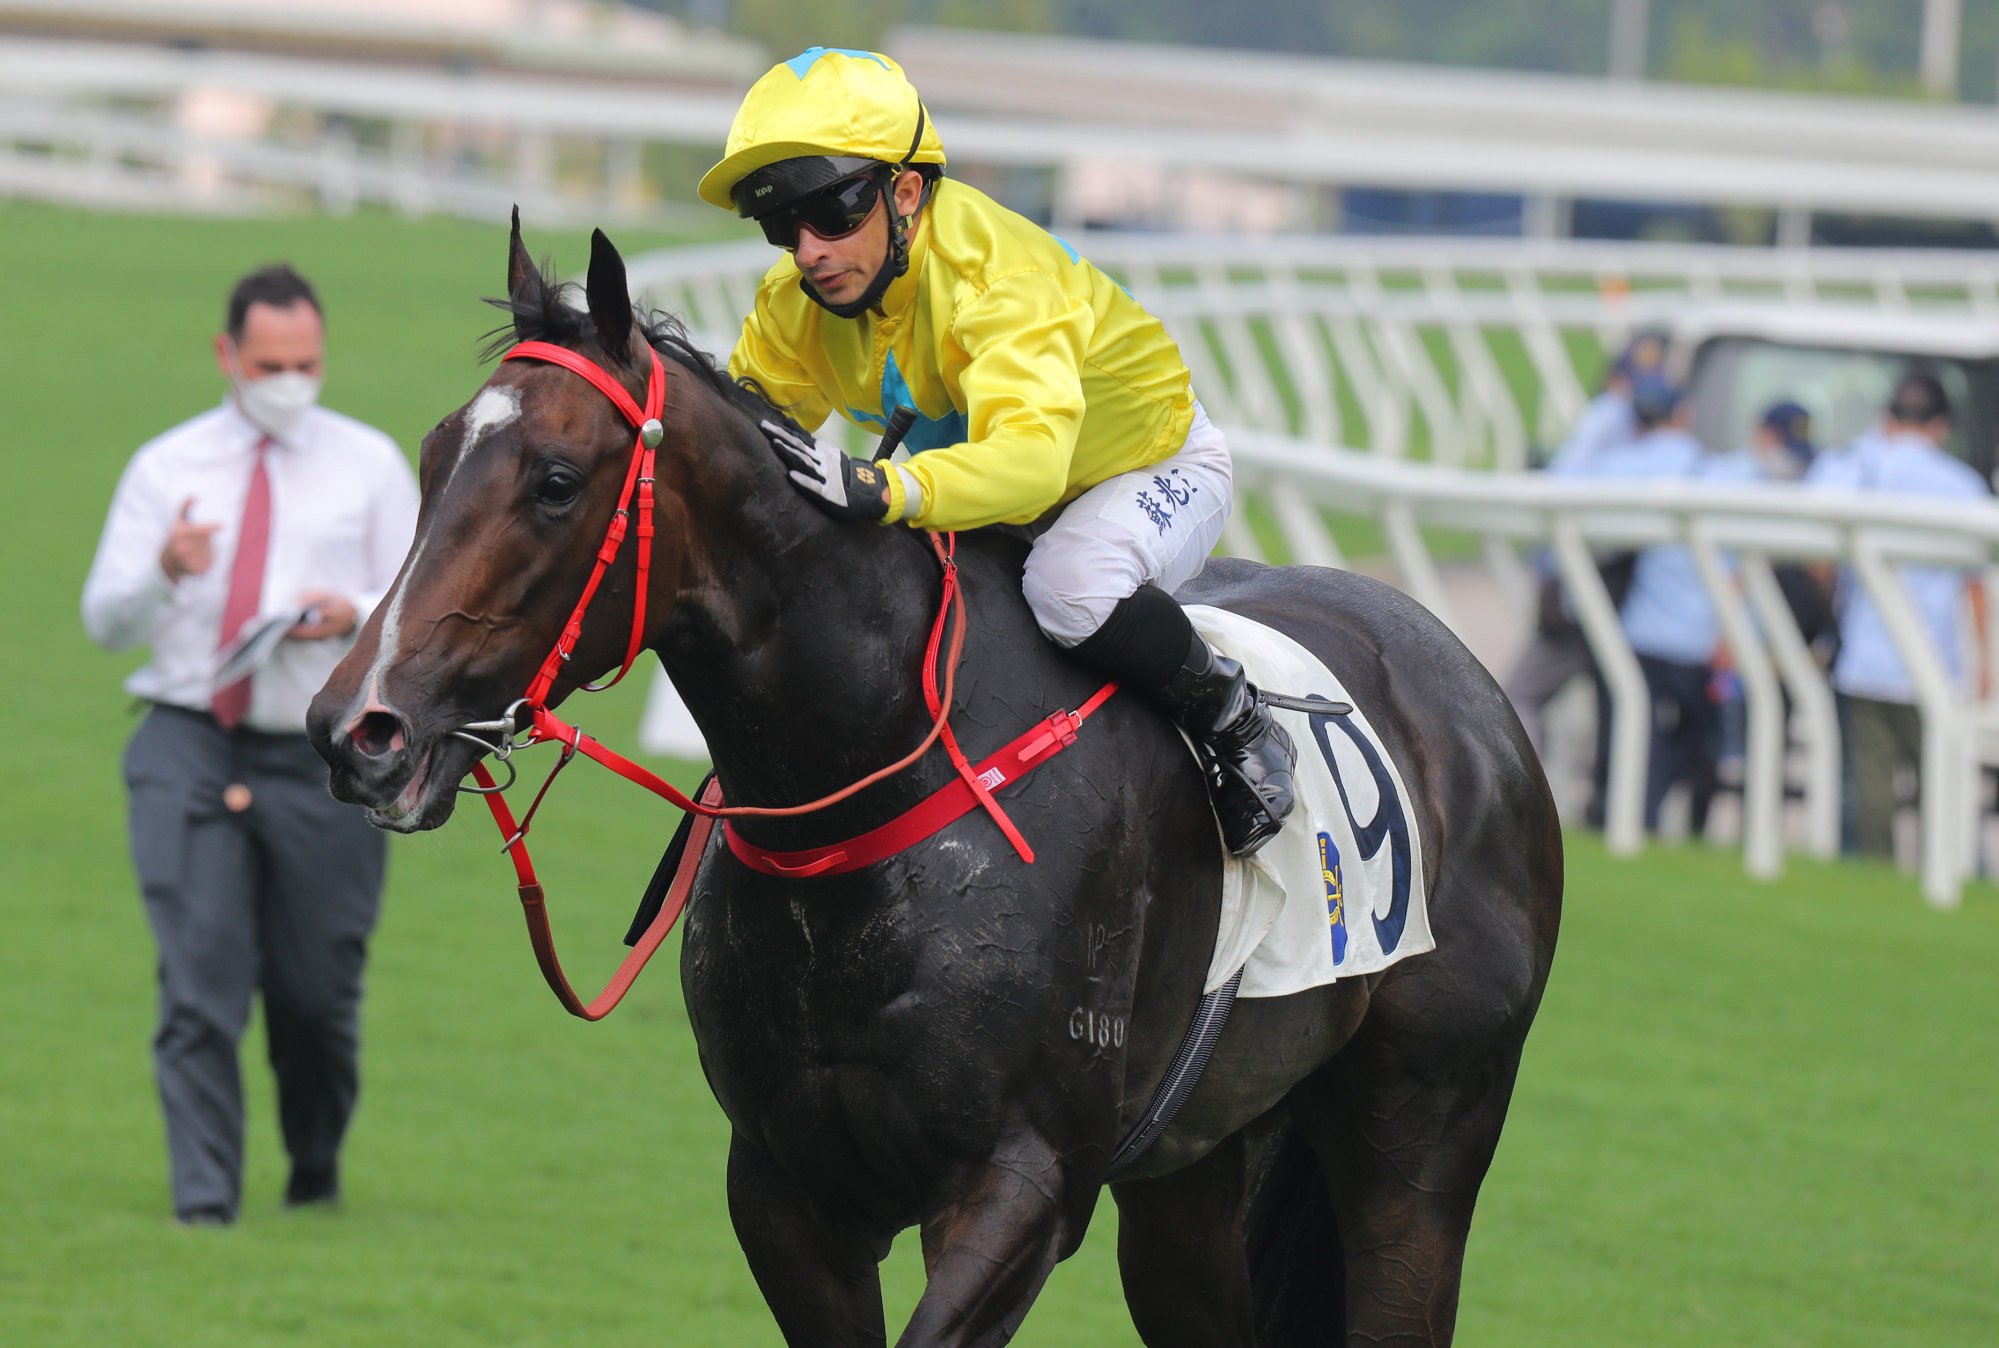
[859,350,965,453]
[784,47,889,79]
[1046,230,1133,296]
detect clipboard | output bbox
[213,606,319,688]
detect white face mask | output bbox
[226,343,322,438]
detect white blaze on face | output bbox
[354,531,427,720]
[458,385,522,471]
[351,384,519,721]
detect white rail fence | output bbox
[1223,440,1999,909]
[629,236,1999,472]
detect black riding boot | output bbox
[1152,635,1297,856]
[1068,585,1298,857]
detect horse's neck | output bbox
[653,419,949,822]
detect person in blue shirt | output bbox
[1747,399,1817,481]
[1503,332,1668,768]
[1543,331,1665,477]
[1708,401,1831,789]
[1590,374,1761,834]
[1806,373,1990,859]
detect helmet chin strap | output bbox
[798,105,929,321]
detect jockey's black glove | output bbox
[760,420,892,524]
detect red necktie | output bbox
[212,436,272,729]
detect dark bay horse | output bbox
[308,222,1562,1347]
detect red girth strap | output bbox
[472,681,1116,1017]
[723,682,1119,877]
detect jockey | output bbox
[700,47,1295,856]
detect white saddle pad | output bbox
[1187,605,1436,998]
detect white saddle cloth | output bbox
[1187,605,1436,998]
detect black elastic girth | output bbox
[1107,966,1244,1177]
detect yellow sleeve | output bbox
[903,271,1091,531]
[727,292,835,433]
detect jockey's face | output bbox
[793,168,925,308]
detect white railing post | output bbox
[1552,518,1648,855]
[1381,502,1457,632]
[1737,554,1842,859]
[1688,523,1783,879]
[1850,537,1968,908]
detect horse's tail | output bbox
[1243,1118,1345,1344]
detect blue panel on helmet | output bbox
[784,47,890,79]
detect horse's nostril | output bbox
[349,711,408,759]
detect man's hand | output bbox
[289,591,358,641]
[760,420,891,523]
[161,497,220,583]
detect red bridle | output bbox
[508,340,665,702]
[458,340,1112,1021]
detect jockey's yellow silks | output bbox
[728,179,1196,532]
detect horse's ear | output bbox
[506,206,546,339]
[585,228,634,362]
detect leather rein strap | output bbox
[467,342,1116,1020]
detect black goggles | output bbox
[754,170,889,249]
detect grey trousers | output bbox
[122,704,386,1219]
[1839,693,1923,860]
[1502,627,1595,753]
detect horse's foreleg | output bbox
[727,1131,891,1348]
[898,1133,1071,1348]
[1108,1131,1258,1347]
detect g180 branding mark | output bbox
[1069,1007,1126,1048]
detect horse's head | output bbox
[309,214,699,831]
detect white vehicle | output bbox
[1670,303,1999,481]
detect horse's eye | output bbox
[536,468,583,507]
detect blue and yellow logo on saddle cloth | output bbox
[1318,831,1348,965]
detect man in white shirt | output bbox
[82,264,418,1226]
[1806,373,1989,859]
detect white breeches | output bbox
[1022,402,1234,647]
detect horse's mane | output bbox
[482,273,808,437]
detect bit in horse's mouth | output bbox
[366,746,435,832]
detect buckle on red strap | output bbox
[1046,710,1079,748]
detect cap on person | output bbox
[1887,370,1951,427]
[1628,371,1682,424]
[1759,400,1814,464]
[1612,332,1668,382]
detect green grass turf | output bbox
[5,201,1998,1344]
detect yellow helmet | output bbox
[698,47,946,214]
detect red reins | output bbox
[465,340,1113,1020]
